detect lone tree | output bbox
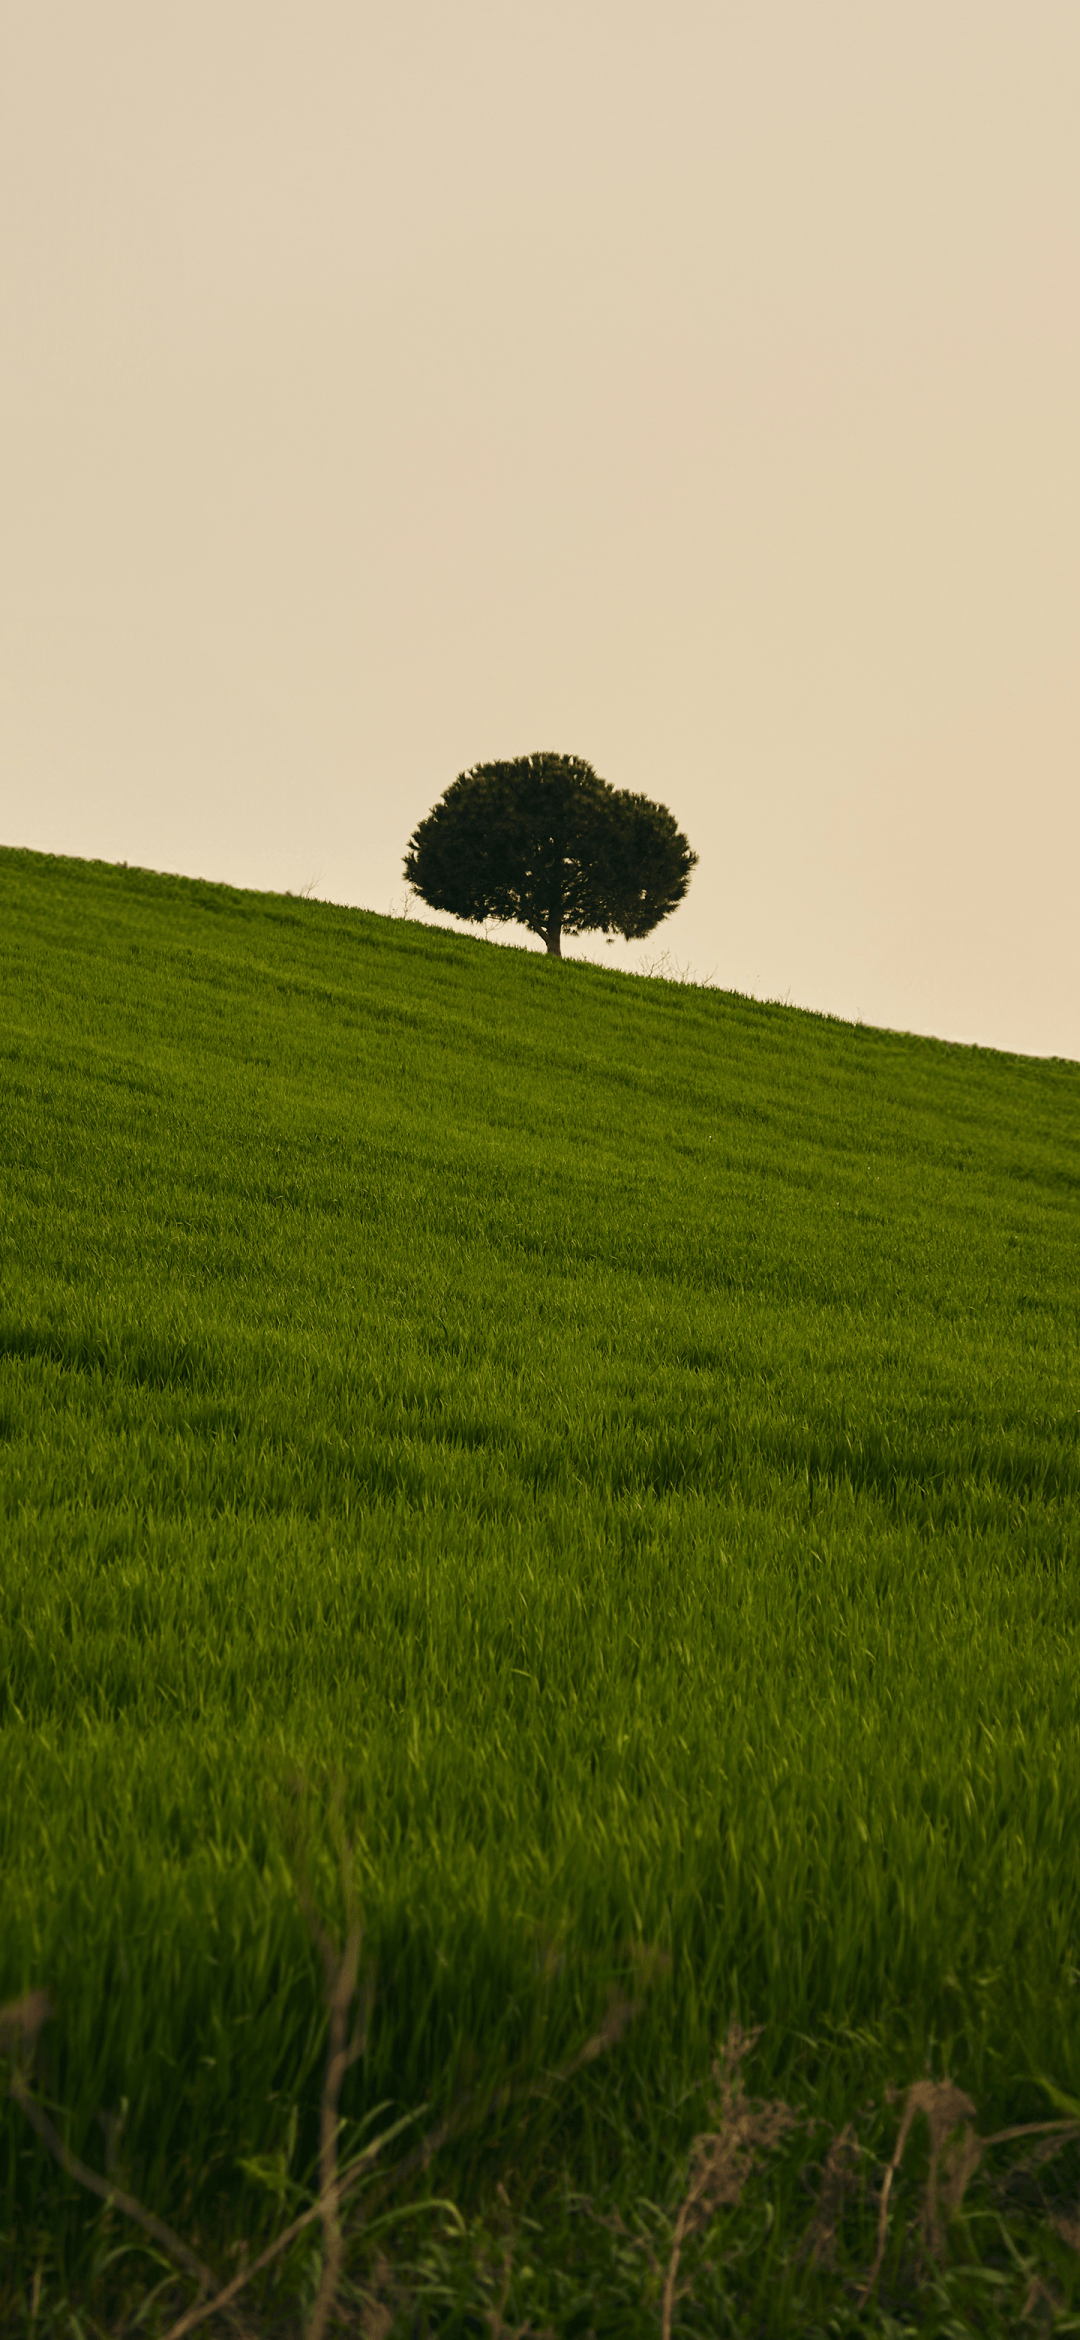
[402,751,698,958]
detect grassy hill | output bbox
[2,841,1079,2336]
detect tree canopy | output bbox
[402,751,697,957]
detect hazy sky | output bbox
[2,3,1077,1059]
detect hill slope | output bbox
[2,843,1079,2330]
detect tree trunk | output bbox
[544,932,562,956]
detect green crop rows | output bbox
[2,843,1079,2335]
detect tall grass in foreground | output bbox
[1,842,1079,2333]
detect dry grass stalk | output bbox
[359,2301,395,2337]
[0,1988,53,2068]
[15,1882,1074,2340]
[2,1990,221,2305]
[474,2238,556,2339]
[981,2116,1080,2156]
[359,2303,394,2340]
[155,1980,648,2340]
[3,1796,654,2340]
[347,1978,648,2247]
[288,1797,373,2340]
[1049,2207,1080,2252]
[801,2122,862,2270]
[586,2195,664,2291]
[304,1911,365,2340]
[0,1832,395,2340]
[660,2023,797,2340]
[161,1795,383,2340]
[356,2249,420,2338]
[154,2116,422,2340]
[857,2080,1080,2305]
[1021,2271,1066,2327]
[4,1979,402,2340]
[857,2079,978,2301]
[152,2068,1070,2340]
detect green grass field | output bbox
[2,841,1079,2337]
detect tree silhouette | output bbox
[403,752,697,958]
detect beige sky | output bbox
[2,1,1077,1059]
